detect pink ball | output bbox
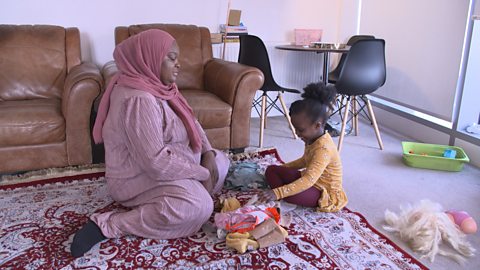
[446,210,477,234]
[460,217,477,234]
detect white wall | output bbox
[360,0,469,122]
[0,0,343,66]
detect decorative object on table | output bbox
[310,42,346,49]
[219,23,248,43]
[384,199,476,264]
[294,28,323,46]
[402,141,470,172]
[238,35,301,148]
[228,9,241,26]
[0,148,428,269]
[330,38,386,152]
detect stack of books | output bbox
[220,23,248,43]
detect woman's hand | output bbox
[258,189,277,203]
[201,150,218,193]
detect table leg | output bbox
[322,52,330,84]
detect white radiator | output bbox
[212,42,328,117]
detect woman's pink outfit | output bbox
[91,29,229,239]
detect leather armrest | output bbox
[62,62,103,164]
[204,58,263,105]
[102,60,119,86]
[204,59,264,149]
[97,60,119,112]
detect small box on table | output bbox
[294,29,323,46]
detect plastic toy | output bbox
[446,210,477,234]
[443,149,457,159]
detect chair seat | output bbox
[0,99,65,147]
[181,90,232,129]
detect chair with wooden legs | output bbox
[332,39,386,152]
[238,35,300,148]
[328,35,375,84]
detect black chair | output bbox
[328,35,375,84]
[238,34,300,148]
[333,38,386,152]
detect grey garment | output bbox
[326,120,352,137]
[224,161,268,191]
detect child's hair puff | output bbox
[290,82,336,124]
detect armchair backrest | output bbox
[0,25,81,101]
[115,24,213,91]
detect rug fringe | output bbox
[0,164,106,185]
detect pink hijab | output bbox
[92,29,202,152]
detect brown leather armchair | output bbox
[101,24,264,152]
[0,25,103,173]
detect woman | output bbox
[71,29,229,258]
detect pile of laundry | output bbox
[212,195,294,253]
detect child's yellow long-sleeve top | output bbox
[272,132,347,212]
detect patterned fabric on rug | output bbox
[0,149,428,270]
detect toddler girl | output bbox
[260,82,347,212]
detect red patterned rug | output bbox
[0,149,428,270]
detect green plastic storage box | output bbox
[401,142,470,172]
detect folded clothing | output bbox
[225,218,289,253]
[250,218,288,248]
[226,232,259,254]
[214,205,280,233]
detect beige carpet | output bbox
[249,116,480,270]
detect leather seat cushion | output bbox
[181,90,232,129]
[0,99,65,147]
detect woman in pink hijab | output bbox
[71,29,229,258]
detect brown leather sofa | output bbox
[0,25,103,173]
[100,24,264,152]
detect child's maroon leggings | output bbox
[265,165,321,207]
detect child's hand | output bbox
[259,189,277,202]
